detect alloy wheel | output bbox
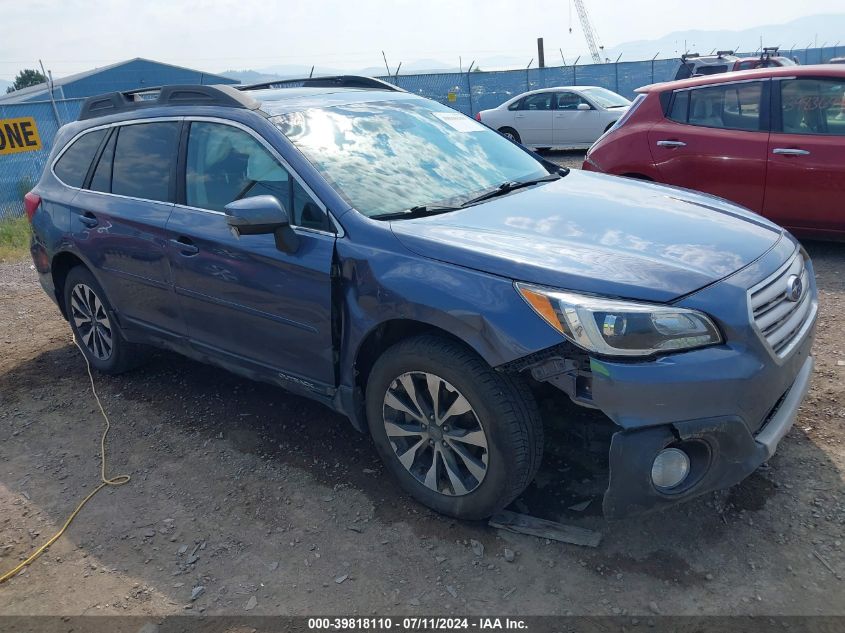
[382,371,489,496]
[70,283,113,360]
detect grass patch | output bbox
[0,215,31,262]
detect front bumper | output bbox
[602,353,814,519]
[560,239,817,518]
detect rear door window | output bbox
[54,129,107,188]
[677,82,764,131]
[519,93,554,111]
[111,122,180,202]
[779,78,845,136]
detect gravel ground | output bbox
[0,201,843,617]
[541,150,589,172]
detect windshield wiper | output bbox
[372,205,461,221]
[461,173,561,207]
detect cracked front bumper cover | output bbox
[602,355,815,519]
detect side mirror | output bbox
[224,195,299,253]
[577,103,592,111]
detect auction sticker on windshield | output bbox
[433,111,486,133]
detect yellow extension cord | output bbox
[0,335,130,585]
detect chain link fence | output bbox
[1,45,840,220]
[1,99,84,219]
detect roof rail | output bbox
[78,84,261,121]
[238,75,403,92]
[761,46,780,57]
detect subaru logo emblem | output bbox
[785,275,803,302]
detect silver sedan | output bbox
[477,86,631,150]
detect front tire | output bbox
[498,127,521,144]
[366,335,543,520]
[63,266,146,374]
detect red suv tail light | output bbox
[24,192,41,222]
[475,112,481,122]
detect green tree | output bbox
[6,69,46,93]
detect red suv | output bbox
[584,65,845,239]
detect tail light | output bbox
[475,112,481,122]
[24,192,41,222]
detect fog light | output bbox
[651,448,691,490]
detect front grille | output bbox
[749,252,814,358]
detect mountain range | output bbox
[220,12,845,82]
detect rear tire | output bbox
[498,127,521,144]
[366,335,543,520]
[63,266,147,375]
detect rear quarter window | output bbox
[53,129,107,188]
[668,91,690,122]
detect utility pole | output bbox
[537,37,545,68]
[39,59,61,126]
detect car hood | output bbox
[389,170,783,303]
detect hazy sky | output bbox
[1,0,843,79]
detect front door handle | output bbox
[170,237,199,256]
[772,148,810,156]
[656,140,687,148]
[78,213,98,228]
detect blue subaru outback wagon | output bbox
[26,77,818,519]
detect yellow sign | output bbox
[0,117,42,156]
[447,92,457,102]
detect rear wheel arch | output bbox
[497,127,521,144]
[51,251,88,319]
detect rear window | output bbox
[111,122,180,202]
[696,65,729,76]
[54,129,107,188]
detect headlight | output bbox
[516,283,721,357]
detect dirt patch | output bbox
[0,241,843,617]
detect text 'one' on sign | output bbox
[0,117,42,156]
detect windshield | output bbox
[579,87,631,108]
[272,99,550,217]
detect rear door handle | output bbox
[772,148,810,156]
[170,237,199,256]
[78,213,98,228]
[656,140,687,148]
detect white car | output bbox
[476,86,631,150]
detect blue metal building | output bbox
[0,58,238,104]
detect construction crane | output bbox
[569,0,604,64]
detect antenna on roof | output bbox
[309,66,314,78]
